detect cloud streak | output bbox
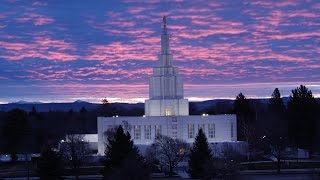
[0,0,319,102]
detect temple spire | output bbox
[160,16,171,66]
[163,16,167,28]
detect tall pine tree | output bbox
[37,146,64,180]
[269,88,285,111]
[288,85,317,149]
[188,128,213,179]
[234,93,251,141]
[103,125,135,169]
[4,108,32,160]
[268,88,286,136]
[103,125,150,179]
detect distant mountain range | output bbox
[0,100,144,112]
[0,97,307,112]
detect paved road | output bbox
[3,174,320,180]
[236,174,320,180]
[3,175,103,180]
[239,168,320,174]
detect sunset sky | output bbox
[0,0,319,103]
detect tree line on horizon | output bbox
[234,85,319,152]
[0,84,319,179]
[0,84,319,155]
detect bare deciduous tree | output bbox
[269,136,288,173]
[152,134,188,176]
[241,121,257,161]
[60,134,90,179]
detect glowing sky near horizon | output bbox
[0,0,319,103]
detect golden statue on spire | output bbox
[163,16,167,28]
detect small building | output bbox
[97,16,237,155]
[61,134,98,153]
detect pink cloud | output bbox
[46,51,78,61]
[0,25,7,29]
[15,12,54,26]
[34,17,54,26]
[32,1,48,6]
[176,28,246,39]
[131,36,159,44]
[21,69,75,81]
[0,36,78,61]
[313,3,320,9]
[33,37,76,51]
[287,10,319,18]
[168,15,246,39]
[0,76,8,80]
[270,31,320,40]
[85,42,157,61]
[127,6,156,14]
[89,18,155,37]
[124,0,183,3]
[175,7,212,14]
[248,1,300,8]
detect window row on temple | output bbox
[188,124,216,139]
[133,125,162,140]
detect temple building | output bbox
[145,16,189,116]
[97,17,237,155]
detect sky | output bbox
[0,0,319,103]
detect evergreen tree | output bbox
[287,85,317,149]
[188,129,213,179]
[79,106,87,131]
[234,93,251,141]
[100,98,116,116]
[234,93,250,121]
[104,125,135,168]
[4,108,32,160]
[268,88,288,172]
[269,88,285,112]
[37,146,64,180]
[268,88,286,136]
[79,106,87,114]
[103,125,149,179]
[30,106,37,116]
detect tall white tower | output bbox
[145,16,189,116]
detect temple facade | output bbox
[97,17,237,155]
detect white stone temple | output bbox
[97,17,237,155]
[145,16,189,116]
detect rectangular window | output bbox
[172,117,177,122]
[198,124,205,131]
[144,125,151,140]
[231,122,234,138]
[172,131,178,139]
[134,125,141,140]
[188,124,194,138]
[172,124,177,130]
[155,125,162,137]
[165,109,172,116]
[208,124,215,138]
